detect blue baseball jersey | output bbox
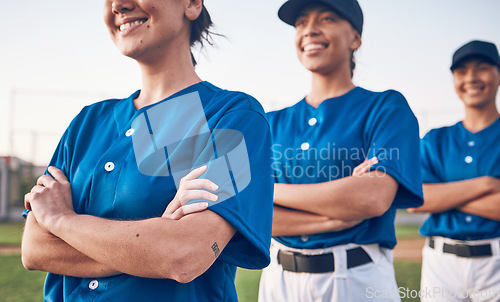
[267,87,423,250]
[42,81,273,301]
[420,119,500,240]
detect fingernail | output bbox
[211,194,218,202]
[211,183,219,191]
[196,165,207,172]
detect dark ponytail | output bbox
[350,50,356,78]
[189,5,216,66]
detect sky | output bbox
[0,0,499,166]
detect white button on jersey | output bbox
[301,235,309,242]
[125,128,135,137]
[465,156,473,164]
[89,280,99,290]
[465,216,472,223]
[308,118,317,126]
[468,141,475,147]
[301,142,310,151]
[105,162,115,172]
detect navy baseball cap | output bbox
[450,40,500,71]
[278,0,364,35]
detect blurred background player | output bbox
[410,40,500,301]
[258,0,423,301]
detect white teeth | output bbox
[119,23,129,31]
[465,86,483,95]
[304,44,325,52]
[119,20,144,32]
[468,89,482,95]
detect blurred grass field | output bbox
[395,223,423,240]
[0,223,24,246]
[1,223,422,302]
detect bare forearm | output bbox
[272,206,362,236]
[22,213,119,277]
[51,215,170,278]
[47,210,234,282]
[25,166,236,283]
[459,193,500,220]
[273,172,397,220]
[410,177,496,213]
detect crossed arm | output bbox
[408,176,500,221]
[272,158,399,236]
[22,166,235,283]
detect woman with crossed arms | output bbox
[259,0,423,301]
[22,0,273,301]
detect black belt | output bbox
[277,247,372,274]
[429,238,493,258]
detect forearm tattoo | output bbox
[211,242,220,259]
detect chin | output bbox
[114,40,142,58]
[308,66,336,75]
[463,99,494,109]
[119,47,144,60]
[301,62,330,73]
[300,57,342,75]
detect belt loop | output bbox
[434,237,444,254]
[492,240,500,256]
[332,246,347,278]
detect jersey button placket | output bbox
[464,138,476,164]
[125,128,135,137]
[104,162,115,172]
[303,116,317,150]
[89,280,99,290]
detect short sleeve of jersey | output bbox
[46,102,106,179]
[420,131,442,183]
[365,91,423,208]
[46,115,79,177]
[208,108,273,269]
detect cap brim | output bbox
[451,54,500,71]
[277,0,363,35]
[278,0,329,26]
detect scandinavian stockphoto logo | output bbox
[130,91,251,206]
[271,143,398,180]
[366,286,500,300]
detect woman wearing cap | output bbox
[259,0,423,301]
[409,40,500,301]
[21,0,273,301]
